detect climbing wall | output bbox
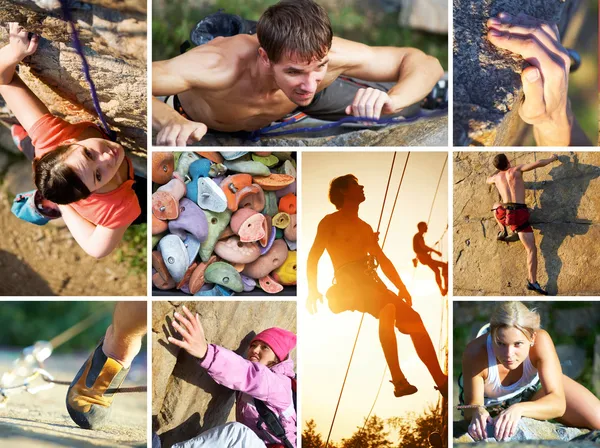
[453,152,600,296]
[152,301,297,448]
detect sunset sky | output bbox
[299,151,448,443]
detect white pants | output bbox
[172,422,267,448]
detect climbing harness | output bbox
[58,0,117,141]
[0,312,146,408]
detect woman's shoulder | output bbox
[463,334,489,375]
[530,328,554,364]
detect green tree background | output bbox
[303,401,447,448]
[152,0,448,68]
[0,302,115,351]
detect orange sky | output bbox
[299,151,448,443]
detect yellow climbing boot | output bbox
[66,341,130,429]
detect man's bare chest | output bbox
[200,86,297,127]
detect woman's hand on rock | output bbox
[487,12,573,146]
[7,23,39,61]
[468,407,491,441]
[493,404,523,441]
[168,305,208,359]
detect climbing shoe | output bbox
[526,281,548,296]
[10,124,27,150]
[66,340,130,429]
[412,257,418,268]
[390,379,418,398]
[496,227,508,241]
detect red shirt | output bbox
[30,114,141,229]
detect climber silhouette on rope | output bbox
[306,174,447,399]
[412,222,448,296]
[487,153,559,296]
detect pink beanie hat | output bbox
[251,327,296,361]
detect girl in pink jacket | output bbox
[168,305,297,448]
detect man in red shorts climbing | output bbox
[486,153,559,295]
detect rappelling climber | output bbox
[152,0,443,145]
[486,153,559,295]
[412,222,448,296]
[306,174,447,399]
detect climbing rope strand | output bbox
[40,375,147,393]
[49,311,109,350]
[426,155,448,226]
[58,0,115,140]
[376,152,397,233]
[324,315,365,448]
[250,109,447,142]
[381,152,411,248]
[360,365,388,434]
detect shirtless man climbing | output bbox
[487,153,559,295]
[306,174,447,399]
[152,0,443,145]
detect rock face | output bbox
[454,420,600,447]
[453,0,576,146]
[453,152,600,296]
[153,301,297,448]
[191,114,448,147]
[454,418,591,444]
[0,0,147,163]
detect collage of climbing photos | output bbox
[1,0,600,447]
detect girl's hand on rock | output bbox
[468,407,491,441]
[7,23,39,61]
[487,12,573,146]
[493,404,523,441]
[168,305,208,359]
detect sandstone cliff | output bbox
[453,152,600,296]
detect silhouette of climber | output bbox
[306,174,447,399]
[487,153,559,295]
[412,222,448,296]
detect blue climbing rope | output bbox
[248,108,447,142]
[58,0,117,141]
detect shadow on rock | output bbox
[0,250,54,295]
[159,331,256,448]
[525,154,600,295]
